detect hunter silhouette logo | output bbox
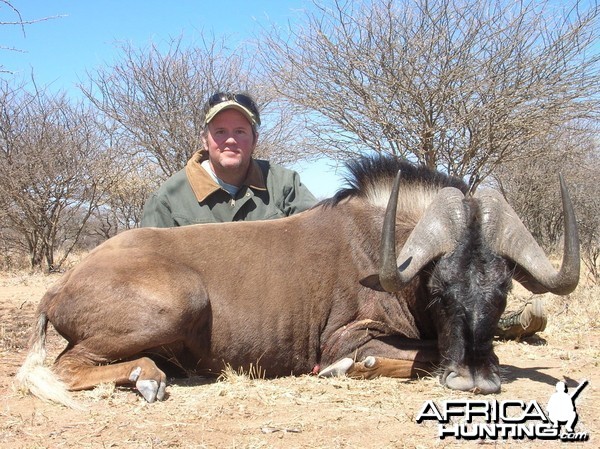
[416,379,590,441]
[546,379,588,435]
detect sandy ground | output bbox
[1,272,598,448]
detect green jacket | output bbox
[141,150,317,227]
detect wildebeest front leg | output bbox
[320,351,436,380]
[345,355,434,379]
[319,320,438,379]
[54,351,167,402]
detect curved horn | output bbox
[476,174,580,295]
[379,171,468,292]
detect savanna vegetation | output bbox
[1,0,598,282]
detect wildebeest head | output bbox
[362,161,579,394]
[426,198,512,394]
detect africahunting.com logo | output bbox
[416,379,589,442]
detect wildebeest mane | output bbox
[322,154,468,207]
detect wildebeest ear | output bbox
[360,274,386,291]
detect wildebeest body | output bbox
[42,200,420,377]
[17,155,579,406]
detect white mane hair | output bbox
[324,154,469,223]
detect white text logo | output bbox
[416,379,589,442]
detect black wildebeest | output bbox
[17,155,579,407]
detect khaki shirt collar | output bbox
[185,150,266,202]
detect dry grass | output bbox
[219,363,268,383]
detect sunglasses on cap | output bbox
[205,92,261,126]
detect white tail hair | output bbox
[15,313,84,409]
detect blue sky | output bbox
[0,0,344,198]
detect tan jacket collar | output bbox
[185,150,266,202]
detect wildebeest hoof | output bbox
[362,356,376,368]
[442,370,501,394]
[129,366,142,382]
[136,379,166,402]
[318,357,354,377]
[156,380,166,401]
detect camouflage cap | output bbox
[204,100,260,127]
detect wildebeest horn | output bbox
[476,174,580,295]
[378,171,468,292]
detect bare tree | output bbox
[259,0,599,191]
[0,82,115,271]
[80,34,301,182]
[1,1,63,74]
[493,124,600,283]
[90,153,161,240]
[569,147,600,284]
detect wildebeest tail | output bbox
[15,312,83,409]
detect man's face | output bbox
[204,109,257,179]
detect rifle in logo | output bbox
[546,379,588,433]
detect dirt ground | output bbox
[1,272,598,448]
